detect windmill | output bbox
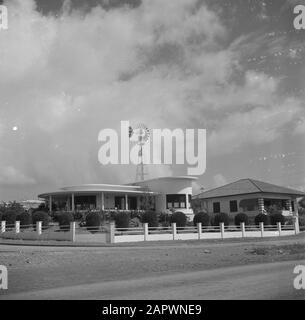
[129,123,150,181]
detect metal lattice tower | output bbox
[129,124,150,182]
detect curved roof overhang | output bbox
[38,189,158,199]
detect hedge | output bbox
[32,211,50,229]
[141,211,158,228]
[58,212,74,231]
[16,212,32,229]
[234,213,249,226]
[193,212,210,226]
[170,211,187,228]
[114,212,130,229]
[85,211,101,233]
[1,210,18,227]
[270,213,286,225]
[254,213,270,226]
[213,212,229,226]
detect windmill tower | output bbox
[129,123,150,182]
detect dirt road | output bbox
[1,236,305,299]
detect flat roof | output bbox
[38,176,196,198]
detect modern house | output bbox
[193,178,305,218]
[38,176,197,220]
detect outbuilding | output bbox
[193,178,305,219]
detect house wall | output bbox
[136,178,194,219]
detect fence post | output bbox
[260,222,264,238]
[277,222,281,236]
[144,223,148,241]
[172,223,177,240]
[70,222,76,242]
[294,216,300,235]
[107,222,115,244]
[241,222,245,238]
[15,221,20,234]
[1,221,6,234]
[220,223,225,239]
[36,221,42,235]
[197,222,202,240]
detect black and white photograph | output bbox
[0,0,305,308]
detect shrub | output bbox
[270,213,286,225]
[193,212,210,226]
[73,211,83,221]
[58,212,74,231]
[254,213,270,226]
[141,211,158,228]
[170,211,187,228]
[1,210,18,227]
[213,212,229,226]
[85,211,101,233]
[32,211,50,229]
[16,212,32,229]
[234,213,249,226]
[114,212,130,229]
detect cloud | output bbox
[213,174,227,188]
[0,166,36,185]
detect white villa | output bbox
[38,176,197,220]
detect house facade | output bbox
[193,178,305,219]
[38,176,197,220]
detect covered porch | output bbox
[239,195,298,216]
[41,191,157,213]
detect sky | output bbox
[0,0,305,200]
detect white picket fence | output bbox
[0,218,300,244]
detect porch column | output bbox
[125,194,128,210]
[286,199,293,215]
[71,193,75,212]
[186,194,189,210]
[101,192,105,211]
[293,199,298,216]
[136,196,140,210]
[67,196,70,211]
[49,195,52,214]
[258,198,265,214]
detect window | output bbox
[213,202,220,213]
[291,200,295,212]
[230,200,238,213]
[166,194,186,209]
[115,196,125,210]
[74,195,96,210]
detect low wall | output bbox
[112,221,299,243]
[0,229,72,241]
[75,233,107,243]
[0,221,74,242]
[0,220,299,244]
